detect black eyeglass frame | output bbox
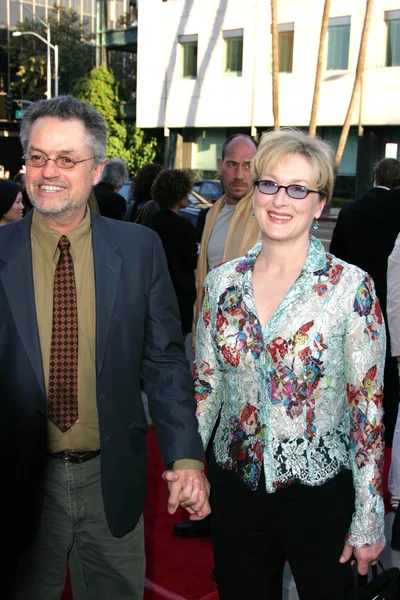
[254,179,321,200]
[23,154,97,170]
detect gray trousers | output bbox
[15,455,145,600]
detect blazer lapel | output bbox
[0,214,46,397]
[92,215,122,378]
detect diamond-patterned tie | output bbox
[47,235,79,432]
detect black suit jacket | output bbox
[0,211,204,550]
[330,187,400,311]
[93,182,127,220]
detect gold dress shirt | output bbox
[31,209,99,452]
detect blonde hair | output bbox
[251,128,335,202]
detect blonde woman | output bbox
[194,129,386,599]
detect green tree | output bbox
[8,6,95,100]
[51,6,95,95]
[73,66,156,172]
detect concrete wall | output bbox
[136,0,400,130]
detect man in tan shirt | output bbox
[1,95,209,599]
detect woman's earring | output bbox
[312,219,320,230]
[252,213,255,219]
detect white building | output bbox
[136,0,400,195]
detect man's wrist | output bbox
[170,459,204,471]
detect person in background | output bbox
[129,162,163,224]
[1,95,210,599]
[147,169,198,337]
[195,128,386,599]
[173,133,259,539]
[13,171,33,215]
[93,157,128,220]
[386,234,400,549]
[193,134,260,344]
[195,204,211,243]
[0,179,24,225]
[330,158,400,449]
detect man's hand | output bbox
[162,468,211,520]
[339,539,386,575]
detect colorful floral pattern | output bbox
[194,237,386,547]
[214,286,264,363]
[313,253,344,296]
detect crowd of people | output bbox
[0,93,398,600]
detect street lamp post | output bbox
[12,31,58,98]
[10,0,55,98]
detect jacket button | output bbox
[36,410,45,418]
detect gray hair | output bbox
[252,128,335,202]
[100,158,129,189]
[20,95,107,166]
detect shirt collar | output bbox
[235,235,328,277]
[31,208,92,263]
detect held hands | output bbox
[162,468,211,520]
[339,539,386,575]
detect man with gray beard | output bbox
[0,95,210,599]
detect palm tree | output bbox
[309,0,332,138]
[271,0,279,130]
[335,0,374,170]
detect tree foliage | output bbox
[73,67,156,173]
[8,6,95,100]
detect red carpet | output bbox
[61,437,392,600]
[143,426,217,600]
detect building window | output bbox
[278,23,294,73]
[178,34,198,79]
[385,10,400,67]
[223,29,243,76]
[327,16,350,70]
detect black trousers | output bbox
[208,452,355,600]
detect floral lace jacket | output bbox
[194,236,386,547]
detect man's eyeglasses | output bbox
[254,180,320,200]
[23,154,96,170]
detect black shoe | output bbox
[172,519,211,538]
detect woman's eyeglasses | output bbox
[254,180,320,200]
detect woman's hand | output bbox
[339,540,386,575]
[162,468,211,519]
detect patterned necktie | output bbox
[47,235,79,432]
